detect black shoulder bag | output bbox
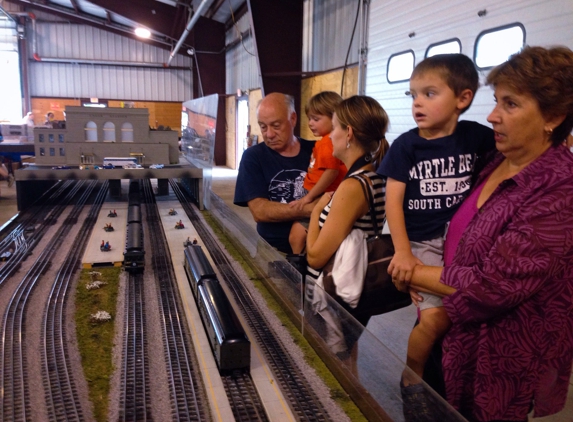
[322,173,411,320]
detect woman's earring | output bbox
[544,126,554,135]
[346,142,350,149]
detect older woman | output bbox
[399,46,573,421]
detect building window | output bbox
[387,50,415,83]
[39,134,44,143]
[59,134,64,143]
[59,148,65,156]
[49,148,55,156]
[103,121,115,142]
[426,39,462,58]
[475,23,525,69]
[121,122,134,142]
[85,121,97,142]
[40,147,45,156]
[49,134,54,143]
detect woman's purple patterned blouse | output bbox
[441,144,573,421]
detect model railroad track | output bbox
[41,181,108,422]
[135,179,209,421]
[171,180,328,422]
[0,182,61,254]
[117,179,151,421]
[171,181,269,422]
[0,181,76,286]
[0,181,95,422]
[221,371,269,422]
[119,271,150,421]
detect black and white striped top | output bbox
[307,169,387,282]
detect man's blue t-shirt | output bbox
[234,139,315,253]
[377,121,495,241]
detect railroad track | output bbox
[119,271,151,421]
[0,181,75,286]
[143,179,210,421]
[221,372,269,422]
[171,179,329,422]
[117,179,209,421]
[0,181,95,421]
[0,182,60,257]
[41,180,107,421]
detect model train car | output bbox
[124,180,145,272]
[184,245,250,372]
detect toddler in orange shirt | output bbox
[289,91,347,254]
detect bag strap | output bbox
[352,172,382,236]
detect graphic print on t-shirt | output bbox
[269,169,307,203]
[407,153,474,211]
[308,152,316,170]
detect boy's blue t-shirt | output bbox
[377,120,495,241]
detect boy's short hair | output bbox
[412,54,479,113]
[305,91,343,118]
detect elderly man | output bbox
[234,93,315,254]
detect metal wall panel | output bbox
[303,0,360,72]
[30,61,192,101]
[0,15,17,52]
[29,18,193,101]
[366,0,573,142]
[225,13,259,94]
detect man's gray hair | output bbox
[283,94,295,115]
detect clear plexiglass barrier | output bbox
[208,191,467,421]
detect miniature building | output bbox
[33,106,179,167]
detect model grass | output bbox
[75,267,121,422]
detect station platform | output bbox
[14,163,204,211]
[156,197,296,422]
[82,203,127,268]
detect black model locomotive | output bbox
[184,244,250,372]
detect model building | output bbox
[33,106,179,167]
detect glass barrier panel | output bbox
[207,190,466,421]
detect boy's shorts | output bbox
[410,231,447,311]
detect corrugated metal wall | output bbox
[225,1,361,94]
[366,0,573,142]
[305,0,359,72]
[225,13,259,94]
[29,12,193,101]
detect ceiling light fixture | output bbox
[135,27,151,39]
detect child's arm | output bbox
[290,169,339,210]
[385,178,423,282]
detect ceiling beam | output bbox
[7,0,182,51]
[224,1,247,31]
[69,0,80,13]
[204,0,225,19]
[247,0,303,133]
[88,0,183,36]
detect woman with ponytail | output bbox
[305,96,390,361]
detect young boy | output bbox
[288,91,347,254]
[377,54,495,394]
